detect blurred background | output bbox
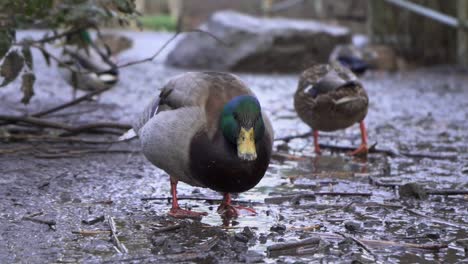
[134,0,467,67]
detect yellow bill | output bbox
[237,127,257,161]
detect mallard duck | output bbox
[59,46,118,98]
[58,30,118,98]
[121,72,274,218]
[294,64,369,156]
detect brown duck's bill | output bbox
[237,127,257,161]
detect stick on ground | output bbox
[107,215,128,254]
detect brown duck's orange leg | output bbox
[313,130,321,154]
[350,121,368,156]
[168,178,207,219]
[217,193,256,218]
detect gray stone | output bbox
[399,182,428,199]
[166,10,350,72]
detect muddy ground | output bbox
[1,31,467,263]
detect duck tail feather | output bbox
[118,128,137,141]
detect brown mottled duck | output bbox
[294,64,369,156]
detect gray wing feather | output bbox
[133,95,161,134]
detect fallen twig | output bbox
[335,232,378,260]
[1,134,126,144]
[314,192,372,197]
[107,215,128,254]
[153,224,182,234]
[0,146,34,155]
[72,229,111,236]
[23,216,56,227]
[399,151,458,160]
[265,192,371,205]
[196,236,220,251]
[265,194,316,205]
[33,149,137,159]
[26,211,44,218]
[369,176,402,188]
[275,137,456,160]
[405,208,467,229]
[311,232,448,250]
[289,224,323,231]
[0,114,130,135]
[425,189,468,196]
[92,200,114,205]
[372,180,467,196]
[267,237,321,252]
[267,237,323,257]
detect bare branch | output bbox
[14,27,89,45]
[0,114,130,135]
[110,29,228,72]
[32,87,112,117]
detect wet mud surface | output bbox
[1,31,467,263]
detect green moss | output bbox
[138,15,176,31]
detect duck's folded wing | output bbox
[131,73,207,134]
[119,94,161,141]
[132,95,162,134]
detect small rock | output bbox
[278,214,285,221]
[59,192,72,203]
[406,226,417,236]
[232,240,248,253]
[237,250,264,263]
[270,224,286,234]
[425,233,440,239]
[399,182,428,199]
[258,234,268,244]
[151,236,166,247]
[461,166,468,174]
[338,237,354,251]
[242,227,256,240]
[344,221,362,232]
[162,239,184,254]
[235,233,250,243]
